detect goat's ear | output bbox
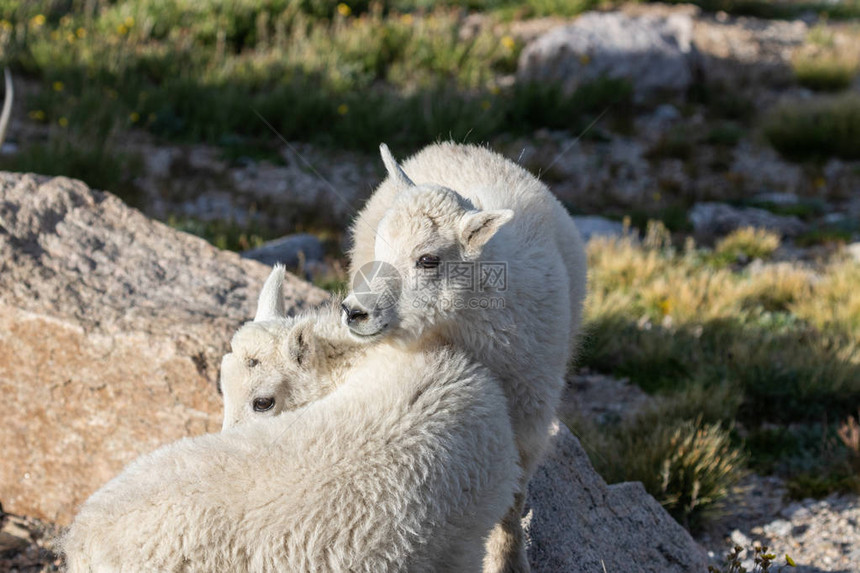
[379,143,414,189]
[286,322,314,368]
[459,209,514,256]
[254,265,286,322]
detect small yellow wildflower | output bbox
[337,104,349,115]
[657,298,672,316]
[58,117,68,127]
[337,3,351,17]
[579,54,591,65]
[29,14,46,28]
[0,20,12,31]
[652,192,662,202]
[400,13,414,25]
[117,24,128,35]
[481,100,492,111]
[76,27,86,38]
[53,81,64,92]
[124,16,135,27]
[60,15,71,27]
[66,32,76,43]
[501,36,516,51]
[129,112,140,123]
[28,110,46,121]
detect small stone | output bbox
[571,216,627,242]
[730,529,751,548]
[780,502,809,520]
[241,233,325,268]
[689,202,807,239]
[847,242,860,264]
[763,519,792,538]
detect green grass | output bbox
[793,54,858,92]
[570,409,746,530]
[0,136,144,204]
[709,227,781,266]
[795,227,854,247]
[570,228,860,511]
[745,200,825,221]
[0,1,633,167]
[763,94,860,161]
[659,0,860,20]
[705,122,745,147]
[166,215,273,252]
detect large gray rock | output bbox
[524,422,708,572]
[572,215,627,242]
[0,173,327,524]
[518,11,694,101]
[241,233,325,268]
[689,202,807,239]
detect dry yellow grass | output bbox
[574,225,860,517]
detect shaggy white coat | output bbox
[346,142,587,572]
[62,267,519,573]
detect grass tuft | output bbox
[569,409,746,530]
[579,232,860,506]
[712,227,780,265]
[763,94,860,161]
[793,51,858,92]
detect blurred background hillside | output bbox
[1,1,859,570]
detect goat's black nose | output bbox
[341,303,368,324]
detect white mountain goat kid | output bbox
[63,266,519,573]
[342,142,588,573]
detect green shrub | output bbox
[705,122,745,147]
[763,94,860,161]
[569,411,746,530]
[0,139,143,205]
[713,227,781,264]
[793,52,858,92]
[166,216,271,252]
[794,228,853,247]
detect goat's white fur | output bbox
[63,267,519,572]
[346,142,587,572]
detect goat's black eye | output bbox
[416,254,440,269]
[245,358,259,368]
[252,397,275,412]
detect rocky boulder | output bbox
[572,215,627,243]
[518,11,695,101]
[689,202,807,239]
[524,422,708,572]
[0,173,327,524]
[241,233,325,268]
